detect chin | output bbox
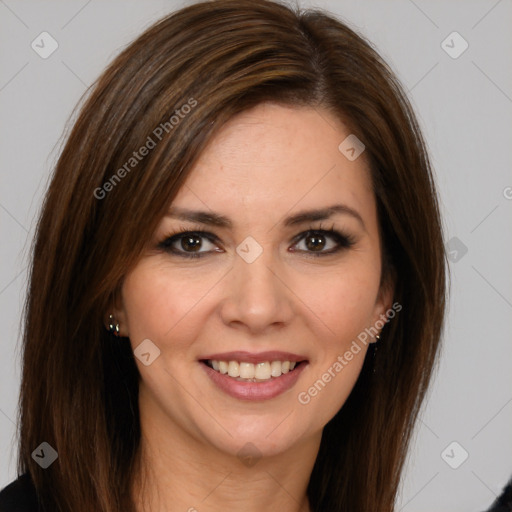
[192,410,310,461]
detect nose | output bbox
[218,244,295,334]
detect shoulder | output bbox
[0,473,39,511]
[485,477,512,511]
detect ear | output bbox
[370,272,396,343]
[103,288,130,337]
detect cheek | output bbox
[292,262,381,343]
[297,348,366,421]
[294,270,375,425]
[120,262,211,346]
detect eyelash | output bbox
[156,223,356,259]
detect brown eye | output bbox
[291,229,355,256]
[305,233,327,252]
[157,230,220,258]
[180,234,203,252]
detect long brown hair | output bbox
[17,1,447,510]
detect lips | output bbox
[198,351,309,401]
[199,350,307,364]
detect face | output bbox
[114,103,393,460]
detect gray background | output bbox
[1,1,511,510]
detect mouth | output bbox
[198,351,309,401]
[201,359,307,382]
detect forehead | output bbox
[170,103,374,225]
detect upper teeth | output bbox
[209,360,297,381]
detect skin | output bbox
[112,103,394,512]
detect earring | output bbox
[373,333,381,356]
[108,314,120,337]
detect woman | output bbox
[0,0,447,510]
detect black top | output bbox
[0,472,511,511]
[0,473,39,512]
[487,478,512,512]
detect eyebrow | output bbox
[166,204,366,231]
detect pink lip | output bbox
[200,361,308,401]
[199,351,307,364]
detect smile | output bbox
[204,359,299,381]
[199,351,309,401]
